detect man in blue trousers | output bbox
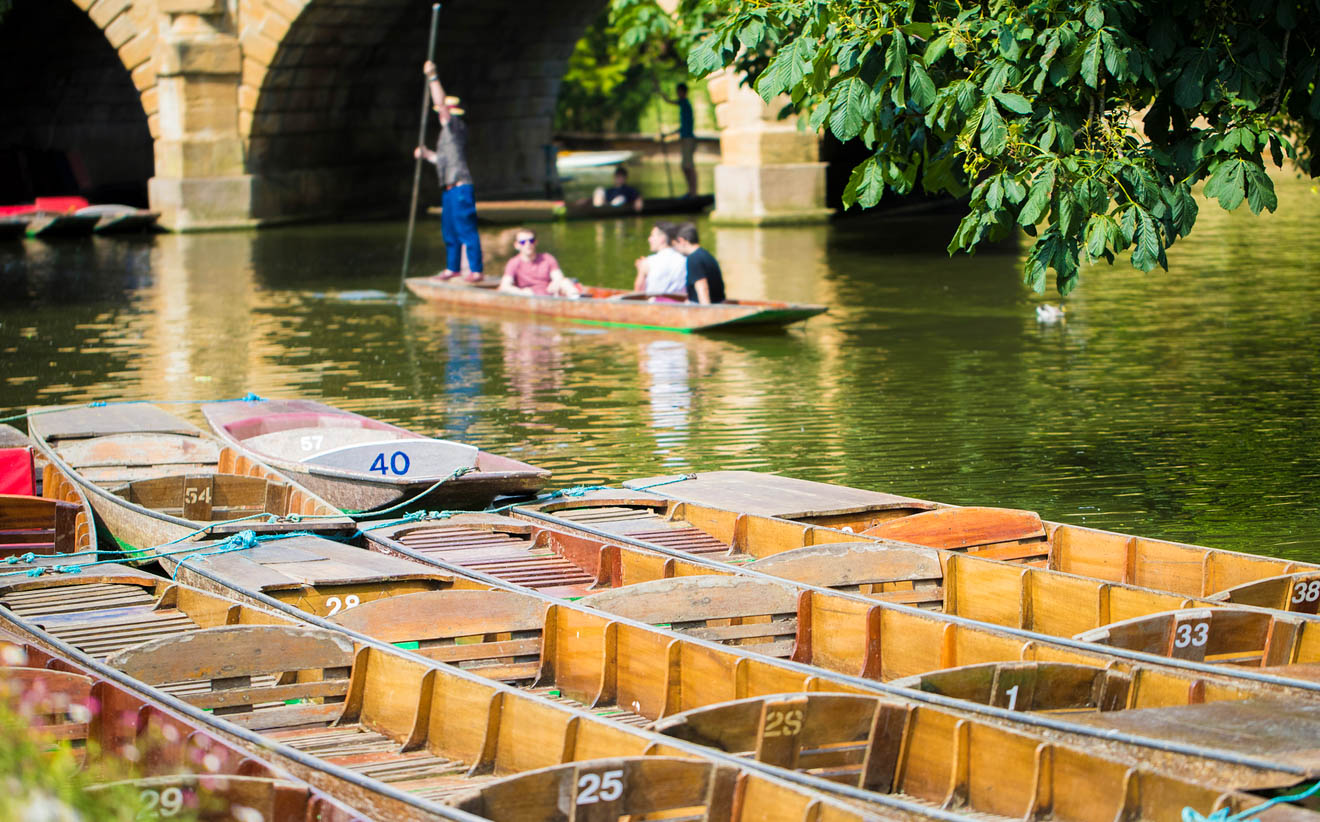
[414,59,483,282]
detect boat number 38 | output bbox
[577,769,624,805]
[369,451,411,476]
[1292,580,1320,607]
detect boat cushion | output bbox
[0,447,35,495]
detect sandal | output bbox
[432,270,462,281]
[462,272,485,283]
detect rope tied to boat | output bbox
[542,484,612,500]
[169,528,321,579]
[343,465,480,518]
[0,394,267,425]
[628,473,697,491]
[1183,779,1320,822]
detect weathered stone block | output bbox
[710,163,831,225]
[88,0,132,30]
[149,174,257,230]
[720,125,818,166]
[158,0,224,14]
[119,31,155,71]
[154,136,246,178]
[139,86,159,116]
[103,14,138,48]
[156,36,241,75]
[243,30,280,66]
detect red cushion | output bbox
[0,448,35,496]
[33,196,90,213]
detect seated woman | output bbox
[499,229,584,297]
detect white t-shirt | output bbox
[645,247,688,295]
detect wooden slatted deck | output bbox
[392,524,596,596]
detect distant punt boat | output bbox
[27,403,354,550]
[554,149,637,171]
[436,194,715,224]
[201,398,550,512]
[75,203,160,234]
[405,277,827,333]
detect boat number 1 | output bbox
[577,769,624,805]
[139,787,185,817]
[763,709,803,737]
[325,595,360,615]
[369,451,411,476]
[1291,580,1320,606]
[1003,685,1020,711]
[1173,622,1210,648]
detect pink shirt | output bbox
[504,253,560,295]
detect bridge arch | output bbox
[238,0,608,220]
[0,0,158,205]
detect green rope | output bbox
[0,393,265,426]
[1183,779,1320,822]
[627,473,697,491]
[342,465,479,517]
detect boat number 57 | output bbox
[369,451,411,476]
[577,769,624,805]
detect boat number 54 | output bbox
[369,451,411,476]
[1173,622,1210,648]
[1292,580,1320,606]
[577,769,624,805]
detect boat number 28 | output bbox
[369,451,411,476]
[325,595,360,615]
[1292,580,1320,606]
[1173,622,1210,648]
[577,769,624,805]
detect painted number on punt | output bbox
[1291,580,1320,606]
[1173,622,1210,648]
[763,709,803,738]
[140,787,186,817]
[369,451,411,476]
[184,487,211,504]
[325,595,360,615]
[1003,685,1020,711]
[300,435,324,451]
[577,769,624,805]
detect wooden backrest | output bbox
[749,542,945,607]
[1210,572,1320,615]
[117,474,290,521]
[330,589,547,682]
[89,774,354,822]
[861,506,1048,561]
[449,757,737,822]
[1073,608,1300,666]
[0,494,79,557]
[0,666,94,741]
[887,661,1132,712]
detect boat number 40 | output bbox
[139,787,186,817]
[1292,580,1320,606]
[577,769,624,805]
[1173,622,1210,648]
[325,595,360,615]
[369,451,411,476]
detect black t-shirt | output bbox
[603,184,640,206]
[684,247,725,303]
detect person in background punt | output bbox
[414,59,483,283]
[499,229,584,297]
[633,221,687,298]
[593,166,644,211]
[672,222,725,304]
[659,82,698,198]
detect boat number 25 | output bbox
[1292,580,1320,606]
[763,709,803,737]
[325,595,360,615]
[369,451,411,476]
[139,787,186,817]
[1173,622,1210,648]
[577,769,624,805]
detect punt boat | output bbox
[0,217,25,240]
[0,627,365,820]
[27,403,354,550]
[75,203,161,234]
[444,194,715,224]
[200,398,550,512]
[614,471,1320,611]
[404,277,828,333]
[0,569,1009,822]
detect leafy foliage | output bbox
[678,0,1319,294]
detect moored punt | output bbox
[0,492,95,562]
[0,216,25,240]
[27,403,354,550]
[0,571,1030,822]
[404,277,828,333]
[614,472,1320,610]
[74,204,161,234]
[21,212,101,238]
[200,398,550,513]
[0,628,366,821]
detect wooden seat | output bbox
[749,542,946,607]
[887,661,1132,712]
[1073,607,1304,666]
[448,757,737,822]
[0,494,80,558]
[0,666,95,741]
[329,589,548,681]
[88,774,354,822]
[1209,572,1320,614]
[861,506,1049,561]
[114,473,292,522]
[581,576,800,656]
[106,624,355,727]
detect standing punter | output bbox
[414,59,483,282]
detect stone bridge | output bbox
[0,0,826,230]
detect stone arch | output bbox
[0,0,158,205]
[238,0,607,220]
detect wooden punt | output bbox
[22,212,101,237]
[0,570,973,822]
[74,204,160,234]
[429,195,715,225]
[27,403,354,550]
[404,277,828,334]
[0,217,26,240]
[616,472,1320,611]
[200,398,550,513]
[0,627,365,821]
[0,492,94,563]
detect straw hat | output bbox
[435,95,464,116]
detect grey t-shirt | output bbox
[434,116,473,187]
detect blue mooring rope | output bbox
[1184,779,1320,822]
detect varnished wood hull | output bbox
[405,277,827,333]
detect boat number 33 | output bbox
[577,769,624,805]
[1173,622,1210,648]
[369,451,411,476]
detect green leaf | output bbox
[1081,34,1103,88]
[980,100,1007,156]
[909,62,937,109]
[1130,208,1165,271]
[738,19,765,49]
[1244,163,1278,215]
[828,76,870,141]
[1018,163,1057,226]
[1206,160,1246,211]
[688,38,723,77]
[992,92,1032,115]
[1174,59,1205,108]
[1085,214,1111,259]
[842,156,886,209]
[1084,3,1105,29]
[925,32,952,65]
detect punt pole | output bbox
[399,3,443,297]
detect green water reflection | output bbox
[1,174,1317,559]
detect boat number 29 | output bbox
[369,451,411,476]
[1173,622,1210,648]
[1292,580,1320,606]
[139,787,186,817]
[577,769,624,805]
[763,709,803,737]
[325,595,360,615]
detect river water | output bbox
[2,171,1317,559]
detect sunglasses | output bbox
[516,238,536,246]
